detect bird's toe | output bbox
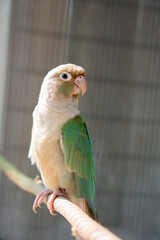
[33,188,53,213]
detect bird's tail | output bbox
[79,198,98,221]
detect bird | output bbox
[28,63,97,220]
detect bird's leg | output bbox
[32,188,68,215]
[47,188,68,215]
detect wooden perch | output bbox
[0,154,121,240]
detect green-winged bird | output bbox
[28,63,97,220]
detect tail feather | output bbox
[79,198,98,221]
[85,198,98,220]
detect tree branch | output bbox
[0,154,121,240]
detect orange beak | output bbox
[72,75,87,96]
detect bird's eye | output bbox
[59,72,72,81]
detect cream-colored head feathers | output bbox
[38,63,86,103]
[46,63,85,79]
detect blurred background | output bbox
[0,0,160,239]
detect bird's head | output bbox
[39,63,87,103]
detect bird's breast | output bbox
[32,128,77,195]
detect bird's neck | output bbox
[37,98,80,124]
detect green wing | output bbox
[61,115,96,219]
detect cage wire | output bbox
[0,0,160,240]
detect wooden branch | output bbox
[0,154,122,240]
[0,154,44,194]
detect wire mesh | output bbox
[0,0,160,239]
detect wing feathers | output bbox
[61,115,97,219]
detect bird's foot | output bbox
[47,188,68,215]
[32,188,68,215]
